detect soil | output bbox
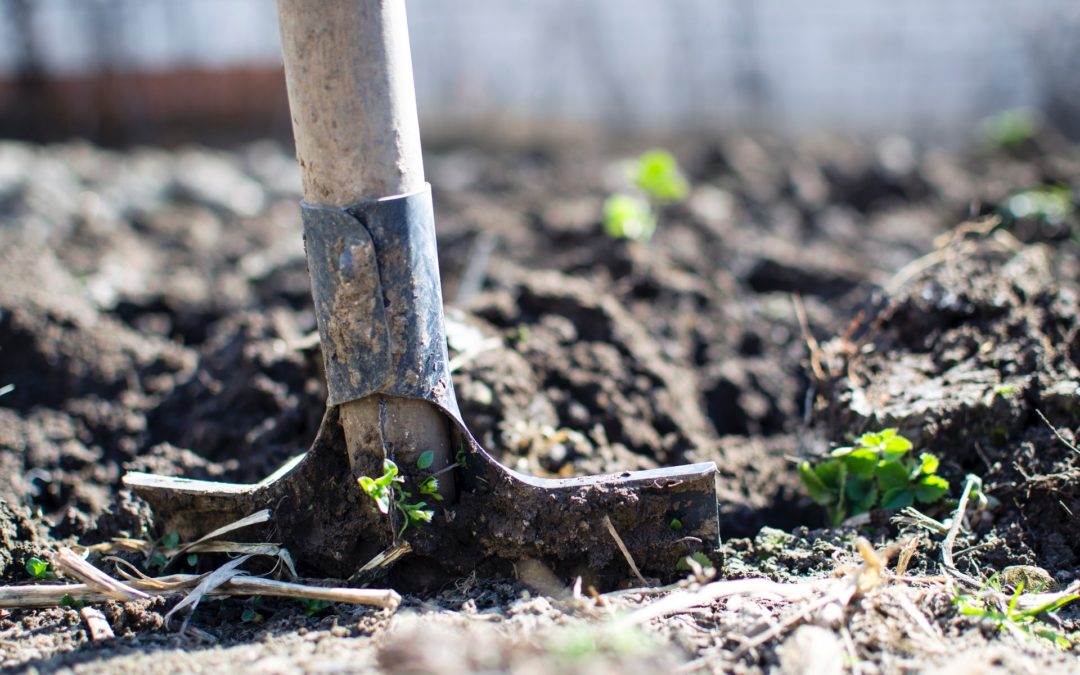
[1,130,1079,672]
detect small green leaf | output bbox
[883,434,913,457]
[845,477,878,516]
[186,553,199,568]
[25,557,50,580]
[302,599,331,617]
[914,475,949,503]
[603,194,656,241]
[161,532,180,550]
[840,448,879,478]
[856,430,884,448]
[799,461,836,505]
[374,492,391,514]
[676,551,712,571]
[813,458,845,491]
[829,445,854,457]
[880,487,915,510]
[917,452,940,477]
[358,476,377,495]
[416,451,435,470]
[876,461,911,491]
[632,150,689,203]
[241,607,263,623]
[670,518,683,531]
[60,594,85,610]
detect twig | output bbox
[941,475,982,588]
[732,581,856,658]
[616,578,818,627]
[602,515,647,587]
[0,575,401,611]
[352,540,411,581]
[1035,409,1080,456]
[895,535,920,577]
[791,294,826,381]
[54,548,150,602]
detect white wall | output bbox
[2,0,1078,140]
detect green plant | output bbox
[60,594,85,610]
[799,429,950,525]
[301,598,332,618]
[956,577,1079,648]
[632,149,689,203]
[603,149,688,241]
[676,551,712,572]
[241,596,264,623]
[25,557,51,580]
[979,109,1038,150]
[358,459,435,536]
[603,193,655,241]
[1001,185,1074,226]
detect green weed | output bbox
[1001,185,1073,226]
[25,557,51,580]
[60,594,85,610]
[632,149,689,203]
[604,149,688,241]
[979,109,1038,149]
[603,193,655,241]
[956,576,1079,649]
[301,598,332,618]
[799,429,950,525]
[241,596,264,623]
[358,459,435,537]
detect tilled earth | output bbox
[1,131,1080,672]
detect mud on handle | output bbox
[303,185,460,416]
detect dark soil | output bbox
[1,130,1079,671]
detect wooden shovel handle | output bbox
[277,0,424,204]
[277,0,453,503]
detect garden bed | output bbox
[0,131,1078,672]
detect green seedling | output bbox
[358,459,435,536]
[956,577,1079,649]
[25,557,51,580]
[150,531,182,570]
[632,149,689,203]
[60,594,85,610]
[676,551,712,572]
[799,429,950,525]
[991,384,1016,398]
[416,450,435,470]
[1001,185,1074,226]
[301,598,332,618]
[242,596,264,623]
[603,149,689,241]
[603,193,655,241]
[979,108,1038,150]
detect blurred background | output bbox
[1,0,1079,147]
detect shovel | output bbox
[123,0,718,587]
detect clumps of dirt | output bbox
[0,500,47,581]
[819,230,1080,578]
